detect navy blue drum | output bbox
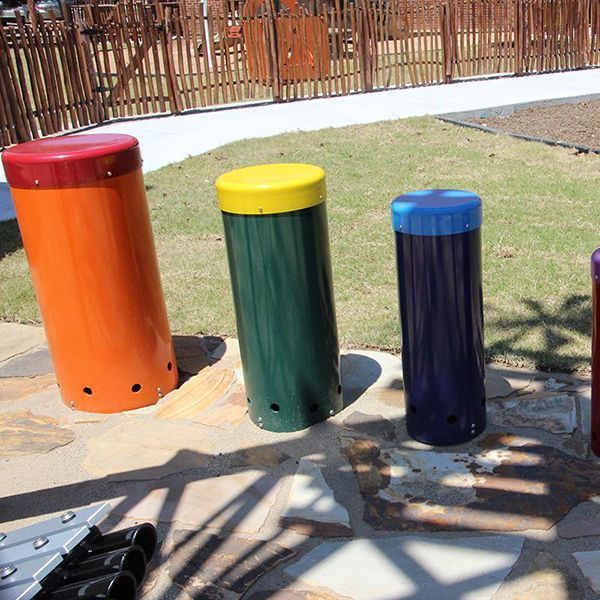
[391,190,486,446]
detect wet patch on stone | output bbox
[83,420,214,480]
[342,410,395,441]
[168,530,295,599]
[488,394,577,434]
[156,367,235,420]
[280,458,352,537]
[0,409,74,456]
[340,433,600,532]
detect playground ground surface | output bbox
[1,116,598,373]
[0,321,598,599]
[469,99,600,151]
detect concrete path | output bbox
[1,68,600,221]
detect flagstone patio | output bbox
[1,321,599,599]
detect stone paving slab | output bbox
[0,409,74,456]
[341,433,600,532]
[495,552,584,600]
[556,502,600,539]
[0,346,53,378]
[0,373,56,403]
[577,388,592,437]
[560,517,600,539]
[0,323,46,363]
[487,394,577,434]
[156,367,236,420]
[340,351,402,392]
[342,411,396,442]
[195,388,248,431]
[168,529,295,598]
[249,590,346,600]
[83,420,215,480]
[280,457,352,537]
[573,551,600,594]
[111,470,282,534]
[285,535,525,600]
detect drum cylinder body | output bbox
[392,189,486,445]
[216,164,342,432]
[2,134,177,413]
[592,248,600,456]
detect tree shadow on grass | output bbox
[486,294,592,372]
[0,218,22,261]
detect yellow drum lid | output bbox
[216,163,326,215]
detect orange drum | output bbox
[2,134,178,413]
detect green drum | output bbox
[216,164,342,432]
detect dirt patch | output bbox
[470,100,600,150]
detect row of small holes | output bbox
[268,403,319,413]
[83,384,142,396]
[250,383,342,414]
[82,361,173,396]
[409,405,457,425]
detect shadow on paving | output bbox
[486,294,592,372]
[1,353,597,598]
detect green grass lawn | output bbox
[1,117,598,372]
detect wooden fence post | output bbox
[357,0,374,91]
[155,0,183,113]
[440,0,454,83]
[264,0,281,102]
[514,0,525,75]
[0,21,30,142]
[27,0,38,28]
[72,10,105,123]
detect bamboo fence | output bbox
[1,0,599,147]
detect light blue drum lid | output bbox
[391,189,482,236]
